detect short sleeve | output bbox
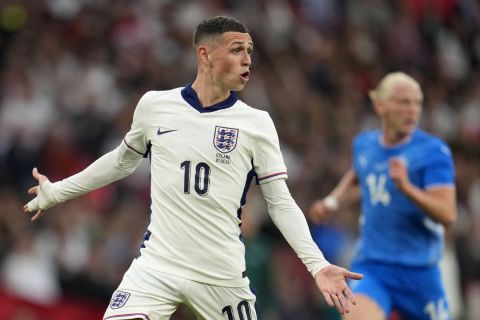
[252,113,288,184]
[123,92,152,157]
[424,142,455,189]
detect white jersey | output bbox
[124,86,288,287]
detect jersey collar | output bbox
[181,84,238,113]
[378,129,416,148]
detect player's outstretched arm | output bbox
[314,265,363,315]
[23,142,144,221]
[260,179,364,314]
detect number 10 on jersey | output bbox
[181,161,211,196]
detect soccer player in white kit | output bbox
[24,16,363,320]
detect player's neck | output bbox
[381,130,412,146]
[191,78,230,108]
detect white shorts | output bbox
[103,259,257,320]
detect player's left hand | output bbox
[389,158,409,192]
[314,265,363,315]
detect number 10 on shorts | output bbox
[222,300,252,320]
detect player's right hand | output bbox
[23,167,56,221]
[308,199,330,224]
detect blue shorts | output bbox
[349,259,450,320]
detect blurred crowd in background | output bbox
[0,0,479,319]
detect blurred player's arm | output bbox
[260,179,363,315]
[308,168,360,224]
[23,142,143,221]
[389,158,456,227]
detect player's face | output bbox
[381,82,423,138]
[209,32,253,91]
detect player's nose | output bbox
[242,52,251,66]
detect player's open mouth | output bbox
[241,72,250,81]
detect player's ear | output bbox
[372,100,385,116]
[369,90,383,116]
[198,46,211,65]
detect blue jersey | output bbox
[352,129,455,266]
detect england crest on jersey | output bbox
[110,291,131,309]
[214,126,239,153]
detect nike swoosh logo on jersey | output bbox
[157,128,177,136]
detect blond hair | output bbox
[368,72,421,102]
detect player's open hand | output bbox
[23,167,54,221]
[314,264,363,315]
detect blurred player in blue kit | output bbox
[24,16,363,320]
[309,72,457,320]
